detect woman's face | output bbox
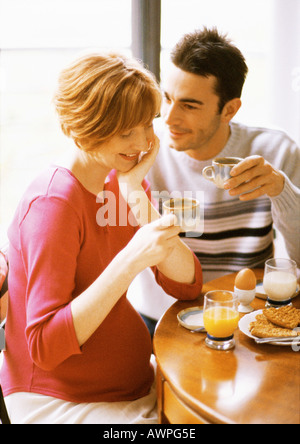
[92,123,155,172]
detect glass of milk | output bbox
[263,258,297,307]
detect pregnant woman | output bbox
[0,52,202,424]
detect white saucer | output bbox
[177,306,206,331]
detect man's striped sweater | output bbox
[127,118,300,321]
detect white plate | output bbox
[177,306,205,331]
[239,310,298,346]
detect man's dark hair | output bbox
[171,27,249,112]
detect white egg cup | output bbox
[234,287,255,313]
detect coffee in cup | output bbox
[162,197,200,232]
[202,157,243,189]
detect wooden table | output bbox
[153,270,300,425]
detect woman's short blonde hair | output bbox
[54,52,162,151]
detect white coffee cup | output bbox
[202,157,243,189]
[163,198,200,232]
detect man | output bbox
[127,28,300,334]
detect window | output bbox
[0,0,132,239]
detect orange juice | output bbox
[203,307,239,338]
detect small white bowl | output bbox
[234,286,256,313]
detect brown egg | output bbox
[235,268,256,290]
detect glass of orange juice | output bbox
[203,291,239,350]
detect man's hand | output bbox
[224,155,285,201]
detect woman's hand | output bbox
[117,135,160,188]
[126,214,181,271]
[224,155,285,200]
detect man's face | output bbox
[161,65,223,157]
